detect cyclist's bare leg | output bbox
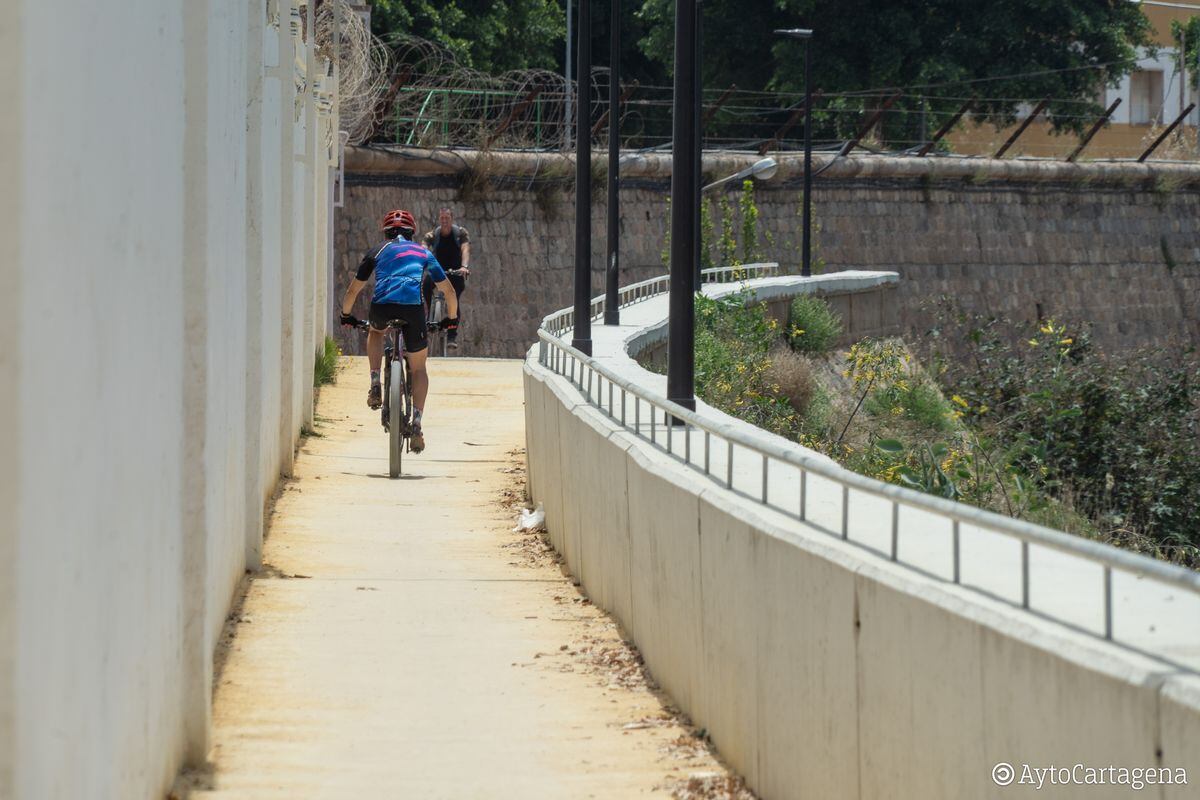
[366,328,385,373]
[407,348,429,412]
[365,328,386,409]
[405,348,430,451]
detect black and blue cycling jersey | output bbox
[356,238,447,306]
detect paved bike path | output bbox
[185,357,738,799]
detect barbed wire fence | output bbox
[351,33,1196,161]
[312,0,393,144]
[376,34,609,151]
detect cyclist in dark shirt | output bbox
[422,207,471,349]
[340,209,458,452]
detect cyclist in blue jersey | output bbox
[340,209,458,452]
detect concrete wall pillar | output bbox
[260,4,284,504]
[180,0,212,765]
[202,0,252,655]
[314,159,330,360]
[244,0,267,571]
[277,0,298,476]
[314,83,331,359]
[301,1,317,429]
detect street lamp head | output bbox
[750,157,778,181]
[701,157,780,193]
[774,28,813,39]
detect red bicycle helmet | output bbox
[381,209,416,232]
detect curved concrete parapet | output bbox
[523,270,1200,799]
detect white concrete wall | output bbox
[525,285,1200,798]
[0,3,21,797]
[0,2,336,797]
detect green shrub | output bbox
[314,335,340,387]
[800,381,834,438]
[866,380,954,431]
[787,295,842,353]
[694,295,800,438]
[926,306,1200,563]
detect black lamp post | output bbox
[603,0,621,325]
[692,0,703,291]
[572,0,593,354]
[775,28,814,276]
[667,0,698,413]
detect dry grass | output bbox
[665,772,758,800]
[765,345,817,415]
[1139,122,1199,161]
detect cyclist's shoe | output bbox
[447,329,459,349]
[409,424,425,454]
[367,383,382,410]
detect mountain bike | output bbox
[346,316,414,478]
[426,267,466,356]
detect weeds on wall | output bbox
[1161,237,1178,272]
[659,179,790,270]
[656,178,825,273]
[314,336,341,387]
[457,152,501,204]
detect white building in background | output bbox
[0,2,344,797]
[1109,46,1198,126]
[949,0,1200,158]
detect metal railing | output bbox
[540,263,781,338]
[534,267,1200,670]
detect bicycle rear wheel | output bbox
[388,358,403,478]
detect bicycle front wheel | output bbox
[433,295,447,358]
[388,358,403,478]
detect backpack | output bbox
[429,224,463,250]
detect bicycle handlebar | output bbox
[344,316,422,333]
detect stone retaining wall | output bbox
[336,147,1200,358]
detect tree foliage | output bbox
[370,0,565,73]
[370,0,1155,138]
[1171,16,1200,90]
[635,0,1152,134]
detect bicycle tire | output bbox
[402,356,414,441]
[432,294,447,358]
[389,358,403,478]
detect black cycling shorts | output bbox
[368,302,428,353]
